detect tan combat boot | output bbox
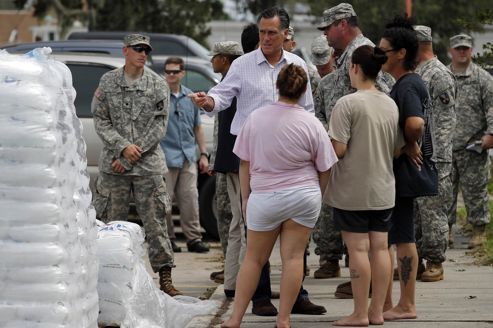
[159,267,182,296]
[421,261,444,282]
[468,225,487,249]
[313,260,341,279]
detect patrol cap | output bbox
[210,41,244,56]
[310,35,333,66]
[123,33,152,50]
[317,3,356,30]
[450,34,473,48]
[286,26,295,40]
[414,25,432,42]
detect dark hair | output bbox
[382,15,418,70]
[241,23,259,54]
[164,57,184,71]
[257,6,290,30]
[223,54,242,64]
[276,64,307,100]
[334,16,358,27]
[351,45,387,80]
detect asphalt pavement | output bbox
[161,228,493,328]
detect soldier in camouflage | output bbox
[283,25,321,95]
[91,33,180,296]
[413,26,457,282]
[447,34,493,249]
[310,35,335,79]
[313,3,393,285]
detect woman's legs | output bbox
[221,227,280,328]
[368,232,390,325]
[383,242,418,320]
[334,231,370,327]
[384,246,395,312]
[277,219,313,328]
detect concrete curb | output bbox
[186,285,228,328]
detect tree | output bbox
[305,0,492,63]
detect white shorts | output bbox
[246,186,322,232]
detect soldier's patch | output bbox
[439,93,450,105]
[94,88,103,100]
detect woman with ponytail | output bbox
[221,64,338,328]
[326,45,402,326]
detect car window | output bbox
[152,40,190,56]
[67,63,114,118]
[183,69,216,92]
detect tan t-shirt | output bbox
[326,89,401,210]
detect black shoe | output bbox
[171,239,181,253]
[252,298,278,316]
[187,239,210,253]
[291,297,326,315]
[224,289,235,298]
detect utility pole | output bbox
[406,0,412,17]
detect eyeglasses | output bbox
[164,69,182,75]
[383,48,396,53]
[129,45,151,55]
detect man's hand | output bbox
[122,144,143,164]
[481,134,493,150]
[188,92,213,111]
[403,142,423,169]
[111,159,126,173]
[198,156,209,174]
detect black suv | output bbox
[68,31,210,60]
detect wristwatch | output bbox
[200,152,209,158]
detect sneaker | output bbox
[291,297,327,315]
[421,262,444,282]
[170,239,181,253]
[187,239,210,253]
[210,270,224,284]
[314,260,340,279]
[224,289,235,298]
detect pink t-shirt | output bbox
[233,102,338,192]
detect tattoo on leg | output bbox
[350,269,360,278]
[399,256,412,286]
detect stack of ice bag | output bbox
[0,48,99,328]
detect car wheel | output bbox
[199,175,219,240]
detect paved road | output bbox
[181,230,493,328]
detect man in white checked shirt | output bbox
[190,6,325,317]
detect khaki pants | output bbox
[224,172,247,290]
[165,161,203,242]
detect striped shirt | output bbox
[208,48,314,135]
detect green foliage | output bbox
[305,0,492,63]
[92,0,223,47]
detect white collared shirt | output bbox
[207,48,314,135]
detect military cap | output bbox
[414,25,432,42]
[286,26,295,40]
[310,35,333,66]
[123,33,152,49]
[317,3,356,30]
[210,41,244,56]
[450,34,473,48]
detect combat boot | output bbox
[421,261,444,282]
[468,225,487,249]
[159,267,182,296]
[313,260,341,279]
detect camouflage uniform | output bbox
[447,61,493,227]
[308,64,321,96]
[91,66,174,272]
[414,57,456,264]
[314,34,393,263]
[210,117,233,255]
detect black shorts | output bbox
[388,197,415,244]
[333,208,393,233]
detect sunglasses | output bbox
[129,45,151,55]
[165,69,183,75]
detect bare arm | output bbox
[194,124,209,173]
[318,169,331,195]
[331,140,347,159]
[403,116,425,167]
